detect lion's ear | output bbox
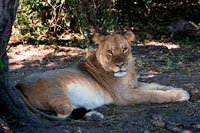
[124,31,135,42]
[93,33,106,45]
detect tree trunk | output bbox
[0,2,72,132]
[0,0,40,122]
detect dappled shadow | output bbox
[8,43,200,132]
[132,44,200,90]
[116,0,200,42]
[8,42,200,90]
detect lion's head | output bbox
[93,31,135,77]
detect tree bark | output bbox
[0,0,39,122]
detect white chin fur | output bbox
[114,72,127,77]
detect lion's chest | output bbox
[67,83,113,109]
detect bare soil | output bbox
[4,43,200,132]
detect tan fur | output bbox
[16,31,190,120]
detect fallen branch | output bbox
[168,20,200,41]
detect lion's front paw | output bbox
[84,111,104,122]
[172,89,190,102]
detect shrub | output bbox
[13,0,118,44]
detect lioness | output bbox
[16,31,190,121]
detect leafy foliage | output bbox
[14,0,118,42]
[12,0,200,46]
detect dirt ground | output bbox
[5,42,200,132]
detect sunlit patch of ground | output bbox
[138,41,180,49]
[8,44,90,84]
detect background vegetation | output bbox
[11,0,200,47]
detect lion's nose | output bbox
[115,63,124,68]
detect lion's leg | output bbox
[137,82,177,91]
[69,108,104,121]
[77,110,104,121]
[48,93,104,121]
[84,110,104,122]
[49,95,73,117]
[127,82,190,104]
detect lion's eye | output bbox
[107,50,113,55]
[123,47,128,53]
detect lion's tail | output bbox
[15,83,88,120]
